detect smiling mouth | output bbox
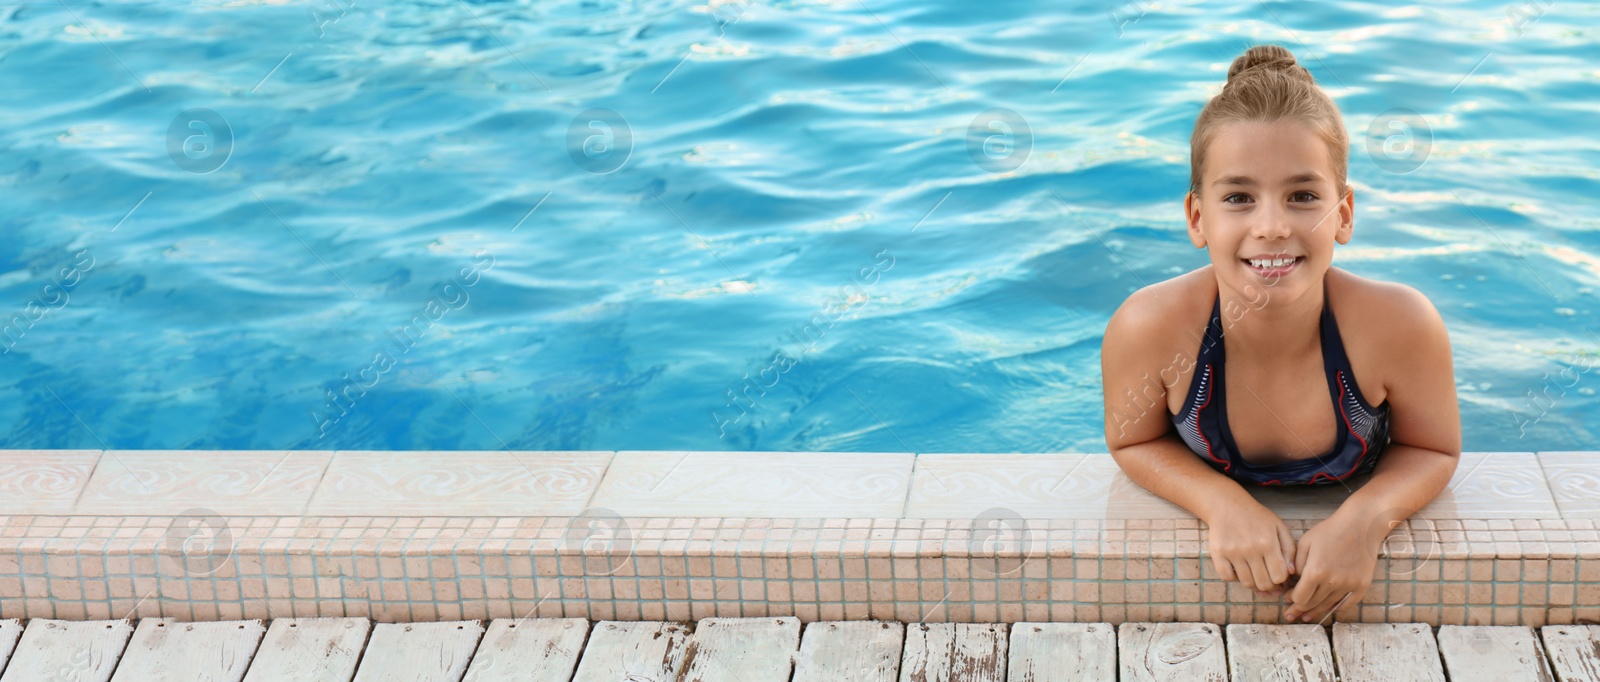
[1241,256,1304,275]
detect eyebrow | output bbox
[1212,172,1323,187]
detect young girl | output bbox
[1100,44,1461,624]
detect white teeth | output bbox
[1248,257,1296,269]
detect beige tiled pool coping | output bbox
[0,450,1595,626]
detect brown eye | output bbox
[1291,191,1318,203]
[1222,193,1251,204]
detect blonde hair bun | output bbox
[1188,44,1347,196]
[1226,44,1312,83]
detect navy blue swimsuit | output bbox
[1169,285,1391,486]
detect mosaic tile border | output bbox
[0,450,1594,627]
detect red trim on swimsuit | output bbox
[1307,369,1371,485]
[1194,364,1230,472]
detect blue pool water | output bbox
[1,1,1597,453]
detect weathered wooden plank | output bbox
[242,618,371,682]
[570,621,692,682]
[1332,623,1447,682]
[0,619,134,682]
[110,618,265,682]
[792,621,904,682]
[1007,622,1115,681]
[1541,624,1600,682]
[462,618,590,682]
[679,617,801,682]
[899,622,1008,682]
[352,620,485,682]
[0,620,21,673]
[1438,625,1555,682]
[1224,623,1335,682]
[1118,622,1226,682]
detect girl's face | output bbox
[1184,119,1353,305]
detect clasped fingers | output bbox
[1212,542,1291,594]
[1284,570,1366,623]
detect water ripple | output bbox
[0,0,1596,453]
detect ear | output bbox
[1333,186,1356,244]
[1185,191,1207,248]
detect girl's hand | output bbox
[1204,501,1297,595]
[1283,511,1383,623]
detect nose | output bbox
[1248,203,1295,242]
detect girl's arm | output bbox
[1283,285,1461,622]
[1103,287,1298,594]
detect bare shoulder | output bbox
[1328,267,1448,344]
[1104,267,1214,350]
[1328,267,1453,411]
[1327,269,1460,453]
[1102,267,1214,447]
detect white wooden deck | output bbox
[0,616,1593,681]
